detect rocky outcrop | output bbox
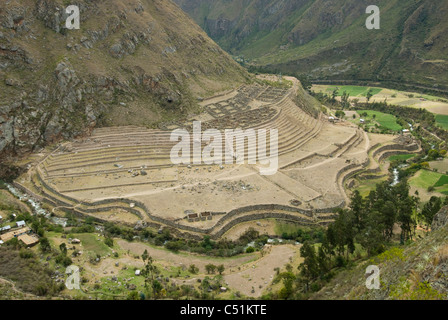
[432,206,448,232]
[0,0,249,173]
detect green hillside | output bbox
[174,0,448,93]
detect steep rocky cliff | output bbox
[0,0,250,173]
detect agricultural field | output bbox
[356,110,402,131]
[435,114,448,130]
[409,170,448,201]
[312,85,448,115]
[388,154,416,162]
[317,85,383,97]
[429,159,448,174]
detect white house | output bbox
[16,220,26,228]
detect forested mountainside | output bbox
[175,0,448,91]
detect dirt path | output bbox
[0,277,38,299]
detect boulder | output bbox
[432,206,448,232]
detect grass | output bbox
[389,154,416,162]
[434,175,448,188]
[68,233,112,256]
[357,110,402,131]
[409,170,443,190]
[325,86,383,97]
[354,176,388,198]
[409,170,448,195]
[435,115,448,130]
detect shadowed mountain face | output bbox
[174,0,448,90]
[0,0,250,166]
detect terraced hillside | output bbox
[14,77,421,239]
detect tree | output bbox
[366,88,374,102]
[350,190,366,232]
[217,264,225,275]
[188,264,199,274]
[299,242,319,291]
[335,110,346,119]
[104,237,114,248]
[341,91,350,109]
[331,88,339,102]
[422,196,442,229]
[205,264,216,274]
[39,237,51,253]
[141,250,160,299]
[59,243,67,256]
[278,272,296,299]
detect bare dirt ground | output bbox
[224,245,299,297]
[116,239,256,271]
[112,239,299,297]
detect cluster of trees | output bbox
[162,229,267,257]
[353,101,448,151]
[205,264,225,275]
[133,250,227,300]
[294,180,421,297]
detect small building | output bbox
[135,270,141,276]
[16,220,26,228]
[360,119,365,123]
[200,212,213,221]
[0,227,31,242]
[187,213,199,223]
[71,238,81,244]
[0,225,11,233]
[0,215,3,222]
[18,234,39,247]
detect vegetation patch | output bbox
[435,114,448,130]
[357,110,402,131]
[388,154,416,162]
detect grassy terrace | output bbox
[323,85,383,97]
[388,154,416,162]
[409,169,448,195]
[357,110,402,131]
[436,114,448,130]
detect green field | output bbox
[70,233,112,256]
[357,110,402,131]
[435,115,448,130]
[325,86,382,97]
[434,175,448,188]
[409,170,448,195]
[409,170,442,189]
[354,177,388,198]
[388,154,416,162]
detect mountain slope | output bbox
[310,206,448,300]
[0,0,250,168]
[174,0,448,91]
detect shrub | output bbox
[246,246,255,253]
